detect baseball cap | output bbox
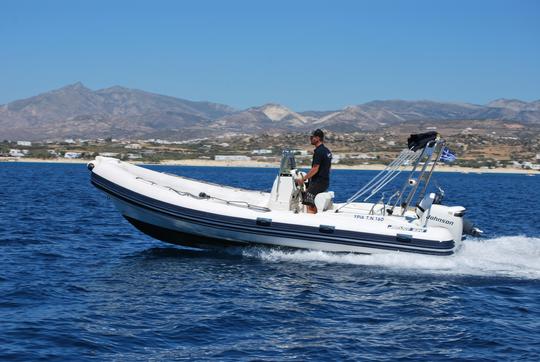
[311,129,324,140]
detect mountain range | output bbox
[1,82,539,140]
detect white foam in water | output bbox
[244,236,540,279]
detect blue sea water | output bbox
[0,162,539,361]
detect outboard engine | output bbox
[425,204,466,242]
[269,150,304,212]
[463,217,483,237]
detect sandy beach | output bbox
[1,156,537,174]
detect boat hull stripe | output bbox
[90,173,455,255]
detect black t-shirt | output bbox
[311,144,332,184]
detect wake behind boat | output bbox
[88,132,482,256]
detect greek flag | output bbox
[440,147,457,163]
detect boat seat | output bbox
[315,191,335,212]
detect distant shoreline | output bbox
[1,157,538,174]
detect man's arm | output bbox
[296,164,319,185]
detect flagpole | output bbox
[417,142,445,202]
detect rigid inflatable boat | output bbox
[88,132,482,256]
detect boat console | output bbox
[269,150,334,213]
[268,150,305,212]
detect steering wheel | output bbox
[293,170,307,193]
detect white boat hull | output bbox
[110,194,399,254]
[89,157,460,256]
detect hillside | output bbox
[0,83,236,140]
[1,83,539,140]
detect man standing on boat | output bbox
[296,129,332,214]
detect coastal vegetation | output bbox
[2,122,539,171]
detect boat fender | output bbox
[256,218,272,226]
[319,225,335,234]
[87,162,95,171]
[396,233,412,243]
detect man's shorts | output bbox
[302,181,329,207]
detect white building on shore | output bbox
[349,153,377,159]
[99,152,119,157]
[64,152,82,159]
[292,149,309,156]
[251,149,272,155]
[9,149,26,157]
[215,155,251,161]
[331,154,341,164]
[17,141,32,146]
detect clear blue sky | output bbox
[1,0,539,110]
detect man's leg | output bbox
[304,182,324,214]
[303,191,317,213]
[307,205,317,214]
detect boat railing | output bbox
[392,138,444,215]
[135,176,271,212]
[336,132,444,216]
[159,171,268,195]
